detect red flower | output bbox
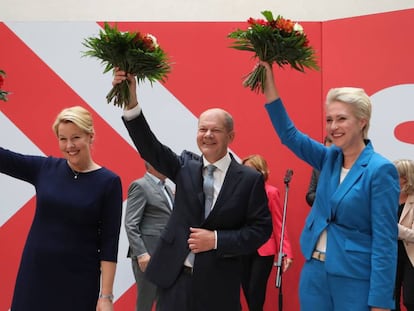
[132,33,157,52]
[142,35,155,52]
[132,32,143,44]
[0,75,3,89]
[247,17,267,26]
[276,18,295,33]
[247,18,267,26]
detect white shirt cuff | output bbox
[123,104,142,121]
[137,252,149,258]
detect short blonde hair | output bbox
[393,159,414,195]
[52,106,94,137]
[242,154,269,181]
[326,87,371,139]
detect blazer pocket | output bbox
[344,237,371,253]
[343,237,371,279]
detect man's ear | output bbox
[229,131,235,143]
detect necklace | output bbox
[67,161,98,179]
[70,167,80,179]
[67,162,81,179]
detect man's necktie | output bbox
[203,164,217,218]
[160,180,174,209]
[184,164,217,267]
[185,164,217,268]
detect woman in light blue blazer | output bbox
[259,62,399,311]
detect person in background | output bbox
[241,154,294,311]
[1,106,123,311]
[125,161,174,311]
[393,159,414,311]
[305,136,332,207]
[112,68,272,311]
[260,61,399,311]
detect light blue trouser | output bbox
[299,259,371,311]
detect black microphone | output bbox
[284,169,293,184]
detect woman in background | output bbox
[305,136,332,207]
[393,159,414,311]
[241,154,293,311]
[1,106,123,311]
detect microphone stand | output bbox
[275,169,293,311]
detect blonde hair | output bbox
[52,106,94,137]
[326,87,371,139]
[393,159,414,195]
[242,154,269,181]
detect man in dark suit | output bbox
[113,69,272,311]
[125,162,173,311]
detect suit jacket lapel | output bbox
[400,194,414,223]
[145,174,172,212]
[185,159,205,208]
[330,143,373,218]
[207,157,242,219]
[164,184,175,205]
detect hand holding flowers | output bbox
[228,11,319,93]
[0,70,10,102]
[83,23,171,108]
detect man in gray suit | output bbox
[125,162,174,311]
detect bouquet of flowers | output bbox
[0,70,9,102]
[83,22,171,108]
[228,11,319,93]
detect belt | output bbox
[182,265,193,275]
[311,250,326,262]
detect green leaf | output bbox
[261,11,274,22]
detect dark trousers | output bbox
[241,252,274,311]
[131,258,159,311]
[393,245,414,311]
[157,268,192,311]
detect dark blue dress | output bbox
[0,147,123,311]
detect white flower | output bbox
[293,23,304,34]
[146,34,159,48]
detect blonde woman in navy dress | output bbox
[0,106,123,311]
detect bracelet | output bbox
[99,293,114,302]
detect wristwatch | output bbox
[99,293,114,302]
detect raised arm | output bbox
[260,61,280,103]
[112,68,139,110]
